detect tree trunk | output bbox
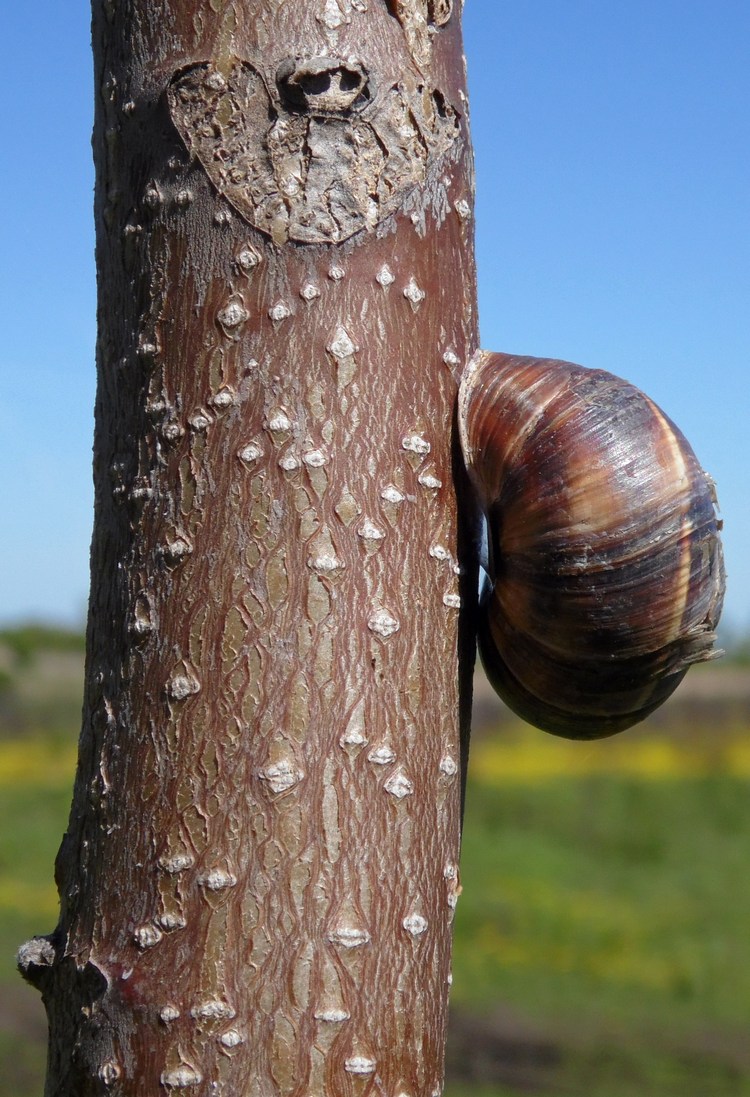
[20,2,478,1093]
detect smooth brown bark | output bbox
[20,2,479,1094]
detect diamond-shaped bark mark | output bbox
[358,520,386,551]
[335,489,360,527]
[403,912,428,937]
[210,386,236,412]
[300,282,321,302]
[368,744,395,765]
[235,243,261,275]
[190,999,236,1022]
[167,663,201,702]
[440,754,458,778]
[379,485,408,528]
[266,410,293,436]
[188,408,213,432]
[328,326,357,360]
[217,296,249,338]
[159,913,186,931]
[143,178,163,210]
[344,1056,377,1076]
[159,852,194,875]
[376,263,395,287]
[303,448,329,469]
[328,925,371,949]
[303,450,330,499]
[429,543,451,562]
[368,610,400,639]
[402,433,431,458]
[258,759,304,795]
[308,553,345,575]
[340,700,367,749]
[328,326,358,390]
[308,528,344,577]
[198,867,237,892]
[444,860,463,916]
[403,277,426,311]
[279,452,302,472]
[161,419,185,444]
[418,469,443,490]
[161,1065,203,1089]
[384,767,414,800]
[315,1007,350,1024]
[269,300,293,322]
[238,441,264,466]
[220,1029,246,1048]
[134,923,163,950]
[137,332,160,363]
[131,594,155,641]
[328,897,371,951]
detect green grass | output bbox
[0,747,72,1097]
[456,774,750,1017]
[447,768,750,1095]
[3,710,750,1096]
[0,624,85,666]
[0,766,70,957]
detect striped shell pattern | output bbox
[458,351,726,739]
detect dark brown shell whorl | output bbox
[458,350,726,739]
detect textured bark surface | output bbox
[21,2,479,1094]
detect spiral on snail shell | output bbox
[458,351,725,740]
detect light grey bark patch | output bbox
[167,61,459,244]
[386,0,452,72]
[389,0,453,27]
[389,0,432,69]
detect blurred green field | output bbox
[1,629,749,1096]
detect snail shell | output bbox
[458,351,725,739]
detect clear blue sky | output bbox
[1,2,748,636]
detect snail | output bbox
[458,350,726,740]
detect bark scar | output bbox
[167,59,459,244]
